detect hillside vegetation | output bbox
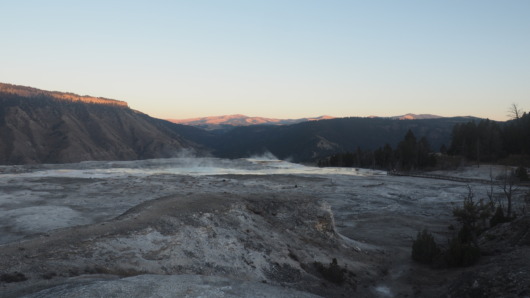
[4,82,527,168]
[198,116,476,162]
[0,86,196,164]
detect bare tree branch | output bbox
[507,103,522,120]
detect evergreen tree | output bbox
[397,129,418,170]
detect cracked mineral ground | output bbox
[0,158,528,297]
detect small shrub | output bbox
[411,229,441,264]
[515,166,529,181]
[452,187,492,234]
[490,206,510,227]
[314,258,345,284]
[0,272,27,283]
[445,237,481,267]
[457,223,474,243]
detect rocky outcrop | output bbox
[0,83,197,164]
[0,83,127,107]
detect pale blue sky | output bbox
[2,1,529,120]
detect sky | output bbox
[1,1,529,121]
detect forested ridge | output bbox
[2,82,528,169]
[318,108,530,171]
[449,113,530,163]
[198,116,474,162]
[0,89,194,164]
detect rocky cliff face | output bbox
[0,83,128,107]
[0,83,195,164]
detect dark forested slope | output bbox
[0,83,197,164]
[210,117,477,162]
[0,82,487,165]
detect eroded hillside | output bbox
[0,84,198,164]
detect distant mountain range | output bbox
[168,113,444,130]
[167,114,335,130]
[0,82,480,165]
[387,113,443,120]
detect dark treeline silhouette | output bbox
[448,119,503,162]
[317,130,437,170]
[448,112,530,165]
[318,109,530,170]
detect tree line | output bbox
[448,110,530,165]
[317,129,436,170]
[318,106,530,170]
